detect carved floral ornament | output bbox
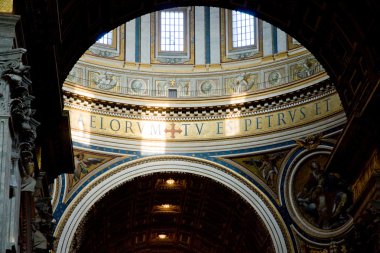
[0,78,8,113]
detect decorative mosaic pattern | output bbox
[0,0,12,13]
[55,155,294,253]
[292,154,352,230]
[229,149,290,192]
[65,149,116,194]
[290,58,320,81]
[265,68,286,87]
[66,52,325,99]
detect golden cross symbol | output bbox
[164,123,182,138]
[169,79,176,87]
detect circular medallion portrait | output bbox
[131,79,146,93]
[268,71,281,86]
[291,153,353,232]
[200,80,213,94]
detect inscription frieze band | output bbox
[68,93,342,141]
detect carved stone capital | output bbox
[0,47,25,66]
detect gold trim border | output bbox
[220,9,264,63]
[54,155,294,252]
[150,7,195,65]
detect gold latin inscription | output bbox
[69,94,342,141]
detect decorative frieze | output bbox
[63,79,335,120]
[66,53,326,100]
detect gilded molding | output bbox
[63,80,336,121]
[54,156,294,253]
[282,147,353,239]
[0,0,12,13]
[51,176,61,212]
[352,149,380,202]
[150,8,195,65]
[218,155,283,204]
[220,9,263,63]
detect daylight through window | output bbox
[232,10,255,48]
[97,31,113,45]
[160,11,184,51]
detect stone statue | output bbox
[21,175,36,192]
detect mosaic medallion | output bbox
[291,154,352,230]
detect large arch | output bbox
[55,156,293,253]
[5,1,380,252]
[14,1,380,181]
[15,0,379,113]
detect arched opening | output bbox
[55,157,291,253]
[14,0,377,115]
[55,5,348,253]
[13,0,379,184]
[75,173,275,253]
[5,1,380,253]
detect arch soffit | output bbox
[55,156,294,253]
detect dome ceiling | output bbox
[63,7,328,107]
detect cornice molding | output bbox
[63,79,336,121]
